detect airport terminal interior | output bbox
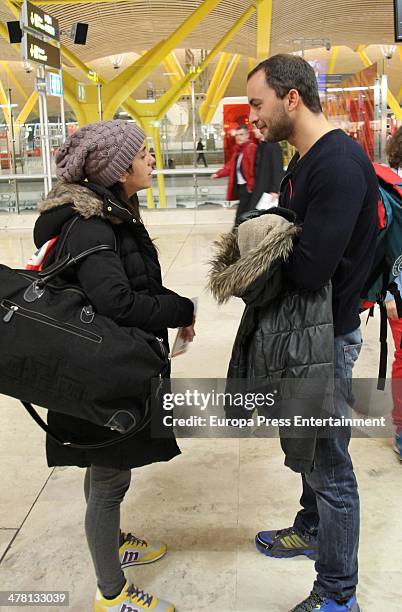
[0,0,402,610]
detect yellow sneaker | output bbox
[94,580,175,612]
[119,533,167,569]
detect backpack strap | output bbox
[361,257,390,301]
[377,303,388,391]
[373,163,402,199]
[388,281,402,316]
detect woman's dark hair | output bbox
[111,165,142,223]
[248,53,322,114]
[387,127,402,169]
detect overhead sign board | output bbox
[21,32,61,69]
[21,0,59,40]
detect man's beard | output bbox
[264,107,293,143]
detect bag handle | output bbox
[37,244,116,284]
[20,400,152,450]
[37,215,118,284]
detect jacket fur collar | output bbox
[38,181,131,225]
[208,215,300,304]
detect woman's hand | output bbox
[180,318,196,342]
[386,299,399,321]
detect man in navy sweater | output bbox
[247,55,378,612]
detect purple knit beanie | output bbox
[55,120,146,187]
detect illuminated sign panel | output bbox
[47,72,63,97]
[21,1,59,40]
[22,33,61,69]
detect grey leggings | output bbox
[84,465,131,598]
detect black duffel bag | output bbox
[0,242,169,448]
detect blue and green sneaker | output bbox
[289,591,360,611]
[255,526,318,560]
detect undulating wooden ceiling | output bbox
[0,0,400,117]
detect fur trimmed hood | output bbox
[34,181,136,248]
[38,181,124,224]
[208,213,300,304]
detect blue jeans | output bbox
[293,327,362,601]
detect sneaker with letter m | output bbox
[94,580,175,612]
[119,532,167,569]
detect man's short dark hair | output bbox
[248,54,322,114]
[236,125,249,132]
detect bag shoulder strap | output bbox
[20,400,152,450]
[37,213,118,284]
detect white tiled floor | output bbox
[0,218,401,612]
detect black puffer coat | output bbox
[209,209,334,473]
[34,181,194,470]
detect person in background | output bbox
[249,125,284,210]
[385,126,402,460]
[212,125,257,226]
[196,138,208,167]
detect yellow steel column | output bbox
[0,79,10,123]
[152,123,167,209]
[121,98,143,125]
[0,21,9,41]
[385,90,402,120]
[256,0,273,60]
[60,45,103,83]
[155,5,256,121]
[0,61,28,101]
[204,54,240,124]
[357,49,371,68]
[81,84,104,124]
[14,91,38,144]
[104,0,223,118]
[164,53,181,87]
[199,52,231,123]
[141,117,166,209]
[165,51,191,94]
[328,46,339,74]
[15,91,38,125]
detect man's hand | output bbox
[386,299,399,320]
[211,173,219,179]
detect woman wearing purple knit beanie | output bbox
[33,120,195,612]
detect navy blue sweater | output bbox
[281,129,378,336]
